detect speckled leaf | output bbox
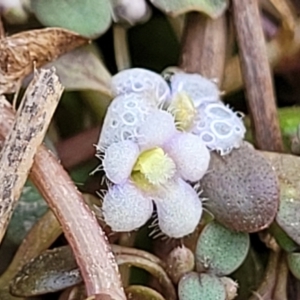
[201,142,279,232]
[150,0,228,18]
[48,45,112,95]
[178,272,226,300]
[6,181,48,246]
[10,246,80,297]
[31,0,112,38]
[11,245,175,298]
[287,252,300,280]
[195,221,250,276]
[262,151,300,246]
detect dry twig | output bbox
[232,0,283,151]
[179,12,227,83]
[0,68,63,243]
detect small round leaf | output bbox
[262,151,300,246]
[31,0,112,38]
[201,142,279,232]
[287,252,300,280]
[178,272,226,300]
[195,221,249,276]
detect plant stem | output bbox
[113,24,131,71]
[223,15,300,94]
[249,250,280,300]
[232,0,283,151]
[179,12,227,84]
[0,99,126,299]
[273,253,288,300]
[0,17,4,38]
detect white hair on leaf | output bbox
[102,182,153,232]
[165,132,210,182]
[153,178,202,238]
[102,140,140,184]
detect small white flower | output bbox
[98,109,209,238]
[167,72,246,155]
[96,67,247,238]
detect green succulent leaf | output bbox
[262,151,300,246]
[11,245,176,298]
[10,246,80,297]
[6,181,48,246]
[150,0,228,18]
[269,222,299,253]
[287,252,300,280]
[178,272,226,300]
[31,0,112,38]
[48,45,112,95]
[195,221,250,276]
[201,142,279,233]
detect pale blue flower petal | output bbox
[102,182,153,232]
[138,110,177,150]
[170,73,221,107]
[103,140,140,184]
[193,102,246,155]
[165,132,210,182]
[111,68,170,106]
[153,178,202,238]
[98,93,154,150]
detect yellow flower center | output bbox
[131,147,176,190]
[168,92,197,131]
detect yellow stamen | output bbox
[168,92,197,131]
[131,148,176,190]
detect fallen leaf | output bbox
[31,0,112,38]
[150,0,228,18]
[0,27,89,94]
[48,45,112,95]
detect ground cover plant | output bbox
[1,0,300,299]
